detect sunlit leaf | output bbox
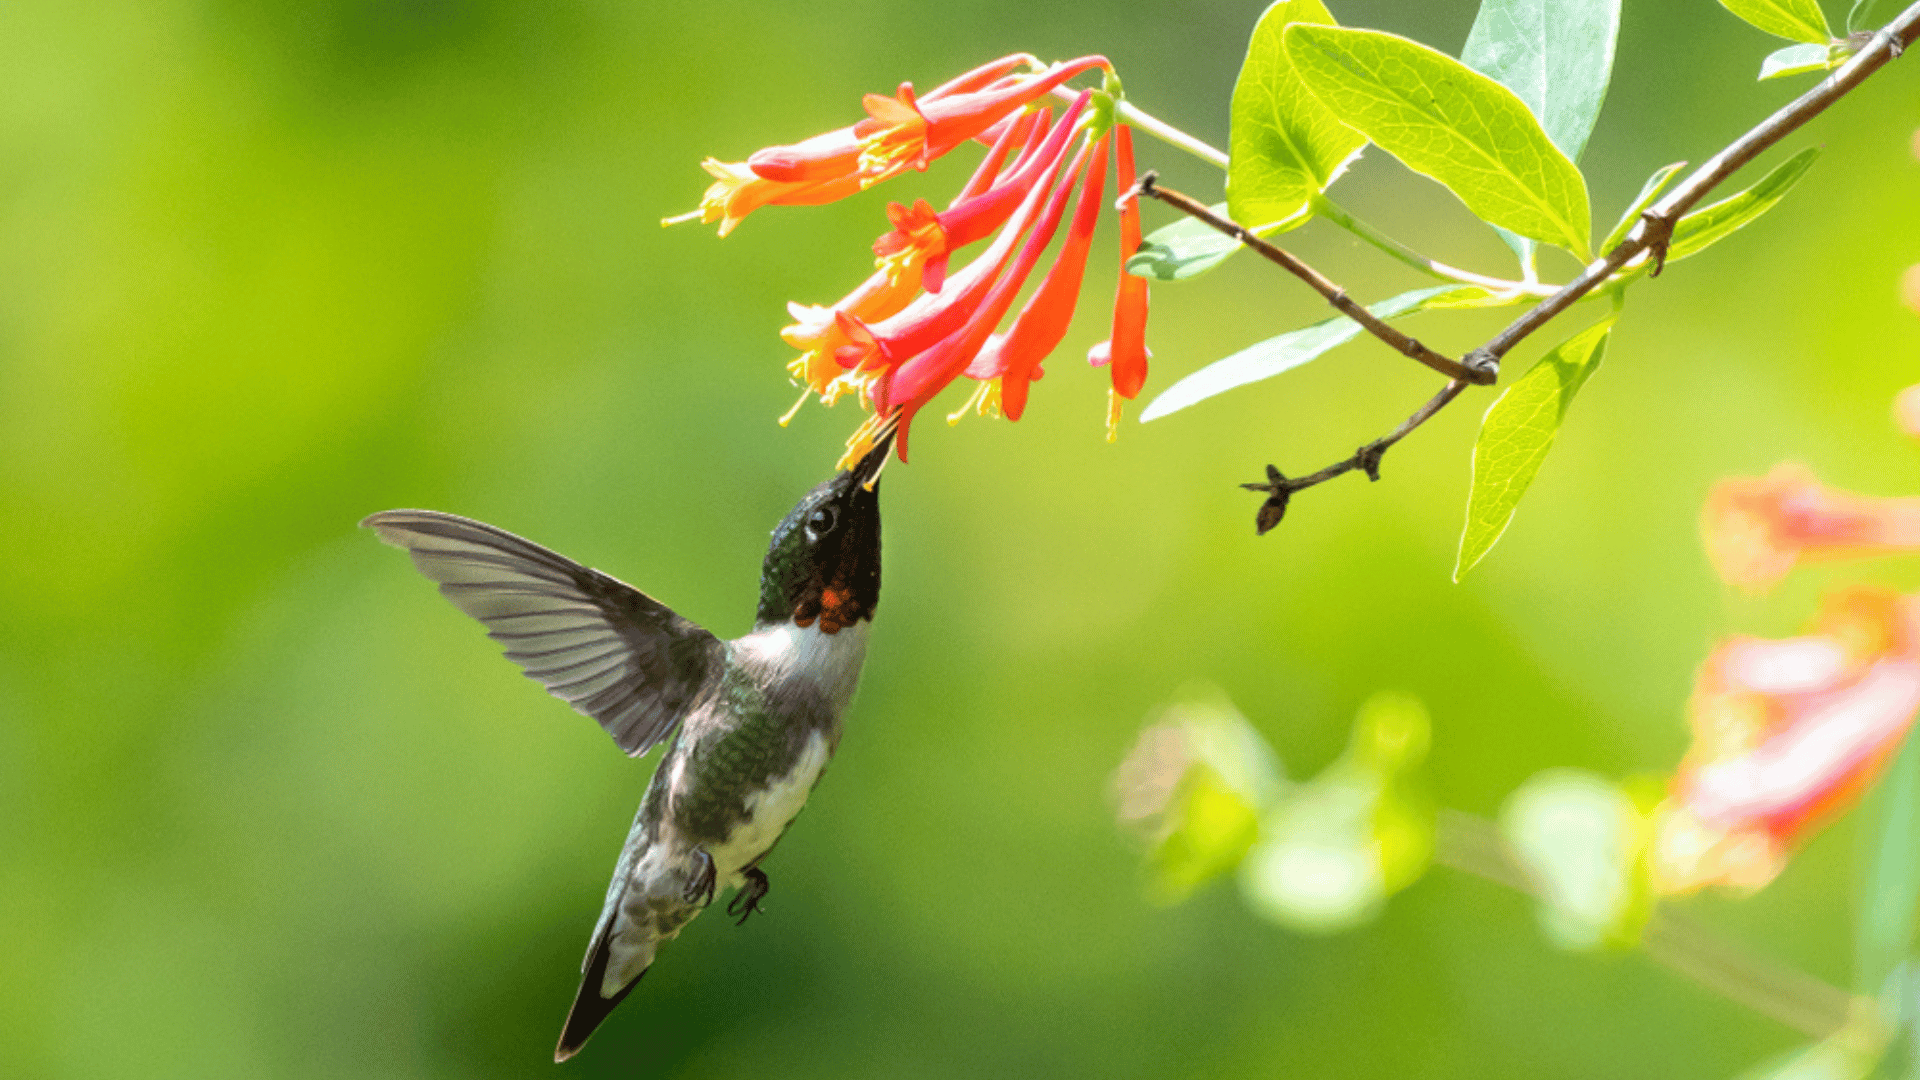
[1663,147,1820,264]
[1227,0,1368,233]
[1139,284,1492,422]
[1461,0,1622,263]
[1719,0,1833,43]
[1125,203,1305,283]
[1857,727,1920,998]
[1759,42,1842,79]
[1455,319,1611,579]
[1601,160,1687,253]
[1285,24,1593,256]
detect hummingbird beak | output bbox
[850,418,898,490]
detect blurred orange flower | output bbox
[1701,464,1920,591]
[1654,588,1920,894]
[1896,384,1920,440]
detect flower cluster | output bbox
[1654,587,1920,893]
[1655,417,1920,895]
[666,55,1152,464]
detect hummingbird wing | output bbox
[362,509,724,757]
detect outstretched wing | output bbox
[362,509,724,757]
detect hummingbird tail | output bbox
[554,927,647,1063]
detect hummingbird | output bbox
[362,435,890,1061]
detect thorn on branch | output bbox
[1640,210,1677,277]
[1462,347,1499,382]
[1356,443,1385,482]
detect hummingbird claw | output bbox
[684,849,718,906]
[728,867,771,926]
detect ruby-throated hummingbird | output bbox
[362,437,889,1061]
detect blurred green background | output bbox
[3,1,1917,1076]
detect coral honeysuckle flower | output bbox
[665,159,866,237]
[747,54,1043,185]
[1653,588,1920,895]
[779,261,928,409]
[1086,124,1150,439]
[873,109,1050,293]
[967,130,1110,421]
[880,138,1095,455]
[1703,464,1920,591]
[857,56,1108,187]
[831,93,1089,379]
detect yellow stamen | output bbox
[979,379,1004,421]
[946,381,994,425]
[1106,390,1125,442]
[660,210,705,227]
[778,385,812,427]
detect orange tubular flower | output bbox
[780,261,928,406]
[1654,588,1920,894]
[873,110,1047,292]
[667,159,866,237]
[832,92,1089,380]
[1087,124,1151,438]
[1703,464,1920,591]
[857,56,1108,187]
[882,138,1094,455]
[748,54,1047,185]
[968,130,1110,421]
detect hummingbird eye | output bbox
[804,505,838,541]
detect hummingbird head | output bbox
[754,434,889,633]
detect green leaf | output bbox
[1455,319,1611,580]
[1719,0,1833,43]
[1461,0,1621,264]
[1125,203,1305,283]
[1857,727,1920,998]
[1759,41,1841,79]
[1601,160,1687,253]
[1664,147,1820,264]
[1285,24,1593,256]
[1227,0,1368,232]
[1140,285,1491,422]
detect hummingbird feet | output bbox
[683,849,717,907]
[727,867,770,926]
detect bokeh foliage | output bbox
[1,0,1917,1077]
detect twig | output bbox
[1643,909,1857,1038]
[1252,2,1920,532]
[1308,194,1559,298]
[1131,173,1497,386]
[1431,809,1860,1038]
[1462,2,1920,372]
[1241,381,1468,534]
[1052,89,1550,296]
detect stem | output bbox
[1134,175,1494,385]
[1432,810,1859,1038]
[1250,1,1919,529]
[1312,195,1558,298]
[1464,1,1920,372]
[1115,99,1229,170]
[1241,381,1470,533]
[1054,89,1552,297]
